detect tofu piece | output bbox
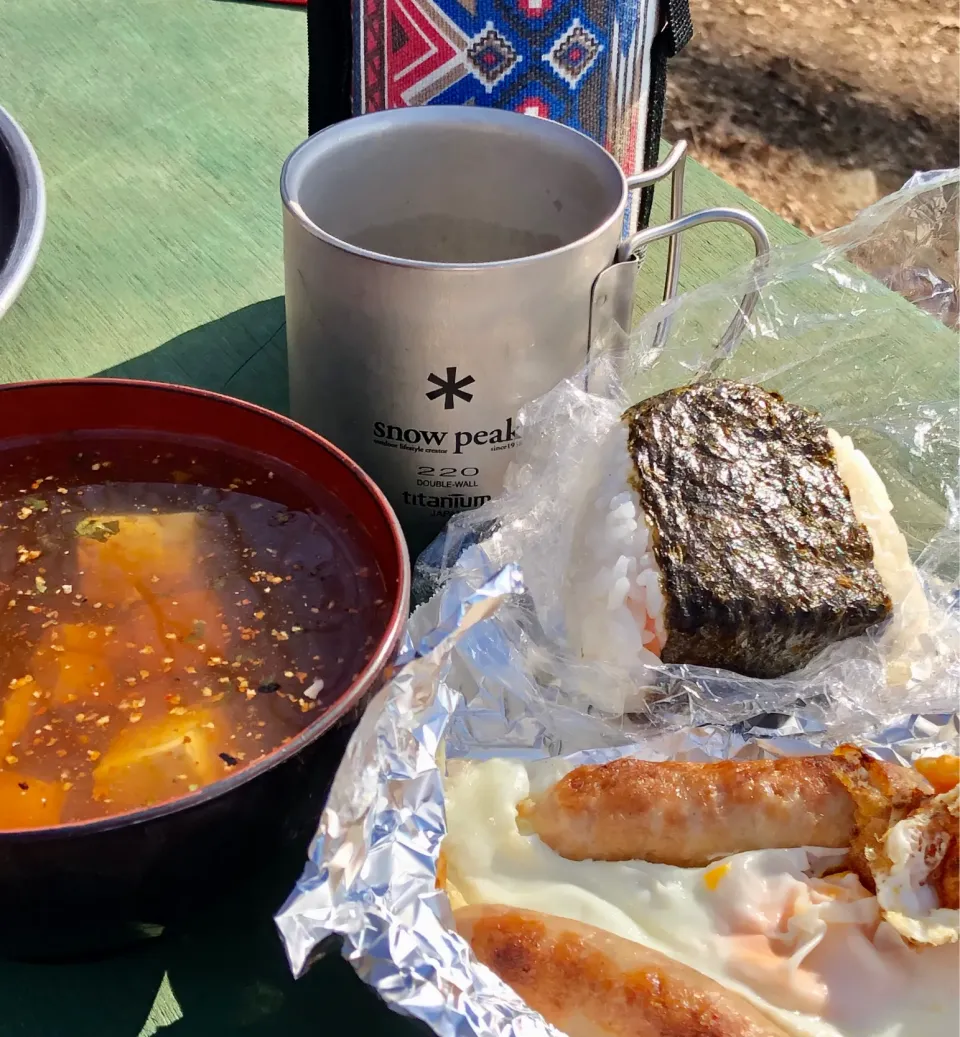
[92,706,226,810]
[0,772,65,829]
[115,591,229,665]
[29,624,117,707]
[76,512,224,606]
[45,650,114,707]
[0,677,40,757]
[156,589,228,658]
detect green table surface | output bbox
[0,2,952,1036]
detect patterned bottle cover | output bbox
[307,0,692,231]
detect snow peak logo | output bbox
[425,366,475,410]
[371,416,519,455]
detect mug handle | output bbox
[585,142,687,361]
[617,206,771,359]
[624,141,689,306]
[587,143,772,361]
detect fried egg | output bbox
[874,787,959,947]
[442,757,960,1037]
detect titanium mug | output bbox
[281,106,769,551]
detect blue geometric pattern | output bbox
[354,0,658,225]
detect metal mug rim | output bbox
[280,106,629,272]
[0,105,46,321]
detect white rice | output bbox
[563,423,923,678]
[828,429,930,682]
[563,424,666,672]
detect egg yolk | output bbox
[914,755,960,794]
[703,862,731,890]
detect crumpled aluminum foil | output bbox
[276,564,564,1037]
[275,561,959,1037]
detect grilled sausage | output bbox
[457,904,793,1037]
[517,748,931,867]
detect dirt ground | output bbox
[664,0,960,233]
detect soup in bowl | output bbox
[0,379,409,958]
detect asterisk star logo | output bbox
[425,366,476,410]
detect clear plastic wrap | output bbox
[277,171,960,1037]
[418,168,960,724]
[853,170,959,329]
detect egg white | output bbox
[442,757,960,1037]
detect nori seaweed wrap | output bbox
[566,380,911,680]
[622,381,892,678]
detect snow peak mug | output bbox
[282,106,768,550]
